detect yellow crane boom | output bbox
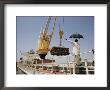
[37,16,56,59]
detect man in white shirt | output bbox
[66,39,81,65]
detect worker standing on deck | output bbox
[66,39,81,65]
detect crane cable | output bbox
[49,16,57,45]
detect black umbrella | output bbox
[69,32,84,39]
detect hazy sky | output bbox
[17,16,94,63]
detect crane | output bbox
[37,16,69,59]
[37,16,56,59]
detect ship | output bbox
[16,16,94,75]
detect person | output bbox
[66,39,81,65]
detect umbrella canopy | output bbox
[69,32,84,39]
